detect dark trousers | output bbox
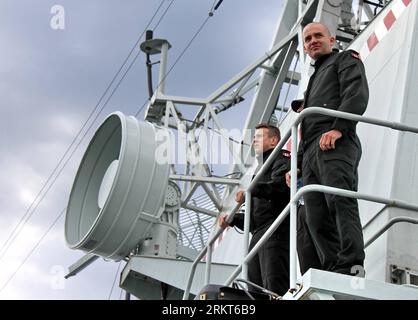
[247,222,290,296]
[302,134,365,273]
[297,204,321,275]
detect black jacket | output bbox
[231,148,291,234]
[301,50,369,149]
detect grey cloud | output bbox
[0,0,283,299]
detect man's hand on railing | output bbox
[285,172,291,188]
[285,170,300,188]
[218,214,230,229]
[235,189,246,203]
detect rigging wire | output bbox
[1,0,223,292]
[0,0,171,261]
[154,15,212,95]
[146,0,177,98]
[134,1,219,118]
[107,261,123,300]
[0,208,66,293]
[152,0,176,31]
[210,0,218,13]
[214,0,224,11]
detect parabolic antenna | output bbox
[65,112,171,261]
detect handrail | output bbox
[182,107,418,299]
[290,107,418,290]
[364,216,418,248]
[182,202,241,299]
[223,184,418,287]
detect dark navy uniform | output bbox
[300,49,368,274]
[297,204,321,274]
[231,148,290,295]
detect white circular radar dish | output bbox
[65,112,171,261]
[97,159,118,210]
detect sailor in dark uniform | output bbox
[295,22,369,275]
[219,123,291,295]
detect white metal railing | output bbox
[222,185,418,288]
[182,107,418,299]
[364,216,418,248]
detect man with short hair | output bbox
[293,22,368,275]
[219,123,291,295]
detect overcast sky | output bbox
[0,0,284,299]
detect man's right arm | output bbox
[218,212,244,230]
[332,50,369,134]
[218,189,246,229]
[286,144,303,187]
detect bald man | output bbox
[295,22,368,276]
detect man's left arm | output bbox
[320,51,369,151]
[332,50,369,134]
[251,154,290,200]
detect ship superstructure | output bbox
[64,0,418,300]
